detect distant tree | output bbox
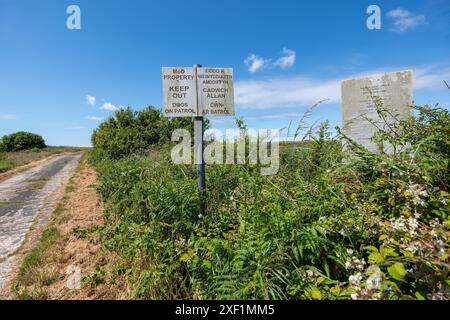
[0,132,46,152]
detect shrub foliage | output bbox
[91,106,196,160]
[0,131,46,152]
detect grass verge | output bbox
[10,153,86,299]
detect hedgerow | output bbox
[92,105,449,300]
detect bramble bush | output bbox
[0,131,46,152]
[92,104,449,300]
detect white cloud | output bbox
[86,95,96,106]
[235,66,450,109]
[236,76,340,109]
[209,119,225,125]
[274,48,296,69]
[86,116,103,121]
[387,8,426,33]
[246,112,305,121]
[209,118,236,126]
[101,102,118,111]
[414,67,450,91]
[0,114,17,120]
[245,54,269,73]
[244,48,297,73]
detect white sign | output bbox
[162,67,198,117]
[341,70,413,153]
[162,67,234,117]
[197,68,234,116]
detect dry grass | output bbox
[0,146,87,174]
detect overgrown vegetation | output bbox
[0,131,46,152]
[91,105,449,300]
[91,106,200,160]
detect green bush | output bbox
[0,132,46,152]
[91,106,197,161]
[92,105,449,300]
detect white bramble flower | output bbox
[407,184,428,207]
[345,256,366,271]
[390,217,406,231]
[366,265,382,290]
[350,293,359,300]
[419,190,429,198]
[349,272,363,286]
[306,270,314,278]
[417,199,426,206]
[366,276,382,290]
[390,215,420,237]
[406,244,418,254]
[303,269,314,278]
[407,217,419,230]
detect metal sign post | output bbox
[193,64,206,215]
[194,116,206,192]
[162,64,234,217]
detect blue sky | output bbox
[0,0,449,146]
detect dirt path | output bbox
[3,157,129,299]
[0,153,83,292]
